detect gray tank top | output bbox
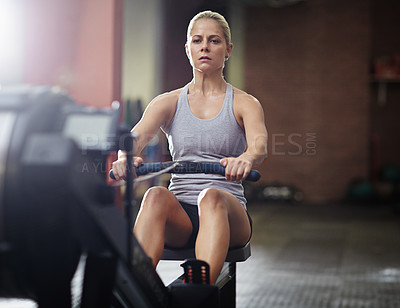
[163,83,247,208]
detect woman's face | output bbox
[186,18,232,73]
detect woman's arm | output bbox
[131,92,178,154]
[112,91,179,180]
[220,91,268,182]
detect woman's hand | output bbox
[111,151,143,180]
[220,156,253,182]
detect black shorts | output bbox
[165,201,253,249]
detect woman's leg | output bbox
[195,188,251,284]
[134,186,193,267]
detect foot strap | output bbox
[181,259,210,284]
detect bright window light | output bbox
[0,0,25,86]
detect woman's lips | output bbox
[199,56,211,61]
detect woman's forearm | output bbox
[240,135,268,167]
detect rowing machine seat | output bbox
[161,243,251,262]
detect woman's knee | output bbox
[143,186,170,201]
[141,186,174,213]
[197,188,228,213]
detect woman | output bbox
[112,10,268,284]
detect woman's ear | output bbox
[185,43,190,59]
[226,43,233,59]
[185,43,194,66]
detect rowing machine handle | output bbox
[109,161,260,182]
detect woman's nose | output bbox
[201,42,209,52]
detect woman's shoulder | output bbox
[232,86,262,107]
[152,87,183,105]
[146,87,185,113]
[147,87,185,129]
[231,86,266,129]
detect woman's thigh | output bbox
[198,188,252,247]
[142,186,194,248]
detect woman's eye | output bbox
[193,39,201,43]
[210,39,220,44]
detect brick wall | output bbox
[245,0,371,202]
[370,0,400,174]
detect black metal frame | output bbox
[0,87,254,308]
[161,244,251,308]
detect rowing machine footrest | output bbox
[181,259,210,284]
[161,243,251,263]
[168,283,219,308]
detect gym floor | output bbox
[158,202,400,308]
[1,202,400,307]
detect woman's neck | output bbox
[190,70,227,96]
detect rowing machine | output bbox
[110,161,256,308]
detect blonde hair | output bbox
[186,11,232,46]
